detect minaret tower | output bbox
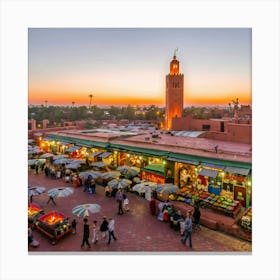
[165,49,184,130]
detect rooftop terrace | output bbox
[48,129,252,165]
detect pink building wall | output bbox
[28,126,76,139]
[200,124,252,144]
[28,119,36,130]
[172,116,252,144]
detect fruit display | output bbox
[240,207,252,232]
[171,188,242,217]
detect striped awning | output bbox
[99,152,112,158]
[199,169,218,178]
[224,166,250,176]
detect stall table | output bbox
[28,203,44,224]
[35,211,72,244]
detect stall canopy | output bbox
[92,161,108,168]
[42,138,53,141]
[99,152,112,158]
[201,162,226,170]
[224,166,251,176]
[109,143,168,157]
[199,169,218,178]
[65,146,80,153]
[47,134,108,149]
[89,151,102,157]
[141,163,165,175]
[167,157,199,166]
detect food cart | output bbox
[28,203,44,224]
[35,211,72,244]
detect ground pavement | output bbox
[28,171,252,253]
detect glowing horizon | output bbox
[28,28,252,107]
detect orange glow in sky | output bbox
[28,28,252,107]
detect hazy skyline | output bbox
[28,28,251,107]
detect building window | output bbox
[202,124,211,131]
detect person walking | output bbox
[115,188,124,215]
[89,179,96,194]
[193,204,201,231]
[47,195,56,206]
[107,217,117,245]
[35,164,39,175]
[181,211,193,248]
[81,218,91,248]
[71,219,77,234]
[123,193,129,212]
[100,216,109,239]
[83,175,91,192]
[92,220,99,244]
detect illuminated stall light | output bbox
[246,179,252,187]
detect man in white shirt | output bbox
[107,217,117,245]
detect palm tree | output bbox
[45,100,48,107]
[88,94,93,109]
[72,101,75,107]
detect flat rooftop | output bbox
[47,129,252,164]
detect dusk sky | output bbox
[28,28,251,107]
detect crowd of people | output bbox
[29,155,203,251]
[80,216,117,248]
[150,198,201,249]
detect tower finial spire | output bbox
[174,47,178,57]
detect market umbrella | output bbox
[28,186,46,197]
[71,159,85,164]
[72,204,101,218]
[28,147,43,154]
[117,165,140,178]
[107,178,132,189]
[79,170,102,179]
[155,183,179,194]
[132,181,157,194]
[92,161,109,168]
[28,159,39,166]
[132,177,141,184]
[40,153,55,159]
[53,155,69,160]
[53,158,72,165]
[65,163,81,170]
[101,171,121,180]
[47,187,74,198]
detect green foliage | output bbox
[28,104,165,123]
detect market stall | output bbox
[168,188,242,217]
[35,211,72,244]
[141,163,165,184]
[239,207,252,232]
[28,203,44,224]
